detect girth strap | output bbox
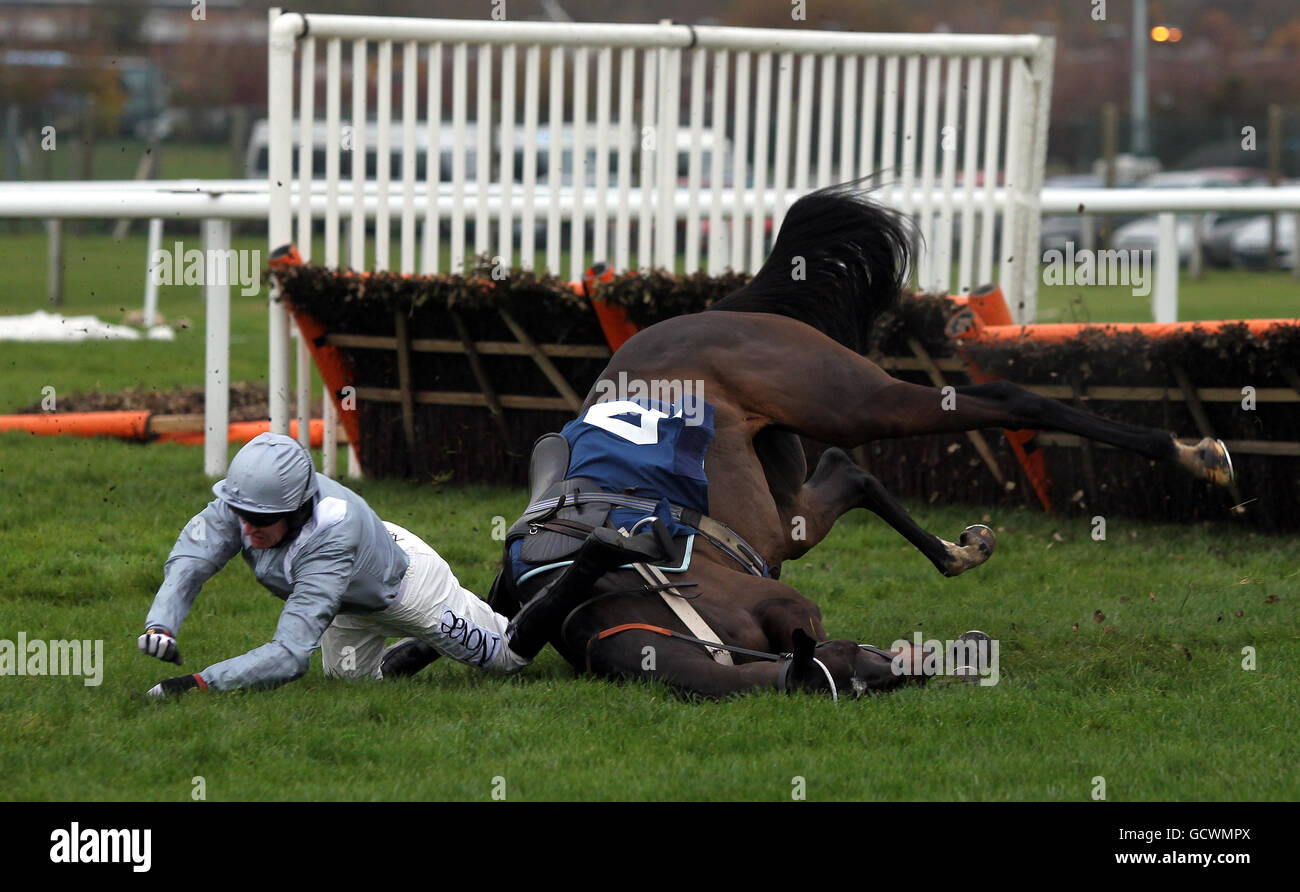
[588,622,786,671]
[632,562,734,667]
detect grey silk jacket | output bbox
[145,474,409,691]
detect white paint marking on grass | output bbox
[0,311,176,342]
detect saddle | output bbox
[505,433,690,569]
[501,433,746,668]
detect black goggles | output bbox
[232,507,291,528]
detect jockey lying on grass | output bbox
[137,432,665,696]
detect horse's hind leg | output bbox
[723,345,1232,486]
[870,380,1233,486]
[775,446,994,577]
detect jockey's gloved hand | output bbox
[145,674,207,699]
[138,627,182,665]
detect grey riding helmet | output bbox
[213,432,319,523]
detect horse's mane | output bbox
[706,183,913,354]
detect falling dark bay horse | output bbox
[395,184,1235,699]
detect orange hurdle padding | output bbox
[0,411,333,447]
[970,318,1298,343]
[287,309,363,448]
[956,359,1054,511]
[0,410,152,440]
[945,305,986,340]
[947,283,1014,327]
[269,244,365,454]
[155,419,329,447]
[944,284,1051,510]
[582,262,641,353]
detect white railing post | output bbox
[977,56,1002,287]
[571,46,589,281]
[143,218,163,326]
[1000,56,1027,319]
[655,37,681,271]
[1189,212,1204,279]
[917,55,940,291]
[1153,211,1179,323]
[267,7,297,436]
[295,35,316,453]
[476,43,492,267]
[707,48,728,274]
[728,51,750,273]
[956,56,981,296]
[1019,37,1053,323]
[500,44,519,270]
[638,46,657,270]
[202,217,231,476]
[547,45,564,273]
[1292,211,1300,280]
[295,323,311,449]
[322,391,337,477]
[749,51,771,272]
[46,219,63,307]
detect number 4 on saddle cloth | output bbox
[505,395,720,588]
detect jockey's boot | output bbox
[380,637,441,678]
[505,521,671,661]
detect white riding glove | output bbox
[138,627,183,665]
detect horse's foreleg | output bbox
[585,629,788,698]
[585,629,925,699]
[776,447,995,576]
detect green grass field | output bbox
[0,436,1296,801]
[27,139,241,182]
[0,228,1297,801]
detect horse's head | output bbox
[786,629,927,699]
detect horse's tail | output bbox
[706,182,913,353]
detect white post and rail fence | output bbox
[1,12,1297,476]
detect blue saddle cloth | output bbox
[508,395,715,584]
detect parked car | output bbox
[1203,215,1269,267]
[1039,173,1142,256]
[1109,168,1270,266]
[1229,213,1297,270]
[246,118,733,189]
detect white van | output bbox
[246,119,447,180]
[245,118,733,189]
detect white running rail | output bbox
[266,9,1057,435]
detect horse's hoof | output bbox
[1177,436,1235,487]
[1201,437,1235,487]
[940,525,996,577]
[959,524,996,558]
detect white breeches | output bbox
[320,522,528,679]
